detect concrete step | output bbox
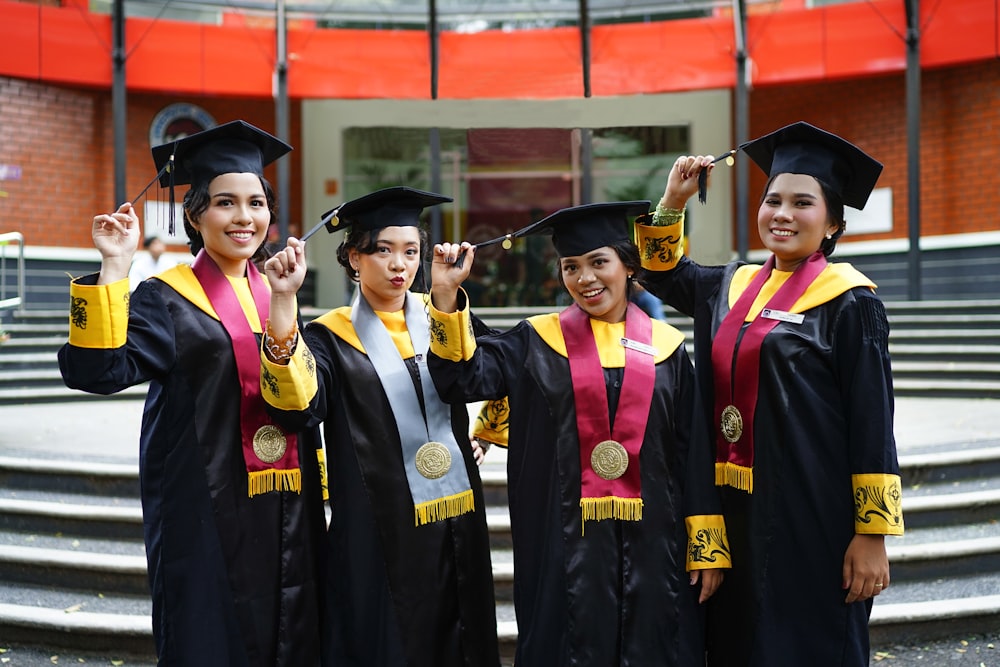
[0,543,149,596]
[0,582,153,658]
[0,383,147,404]
[892,378,1000,399]
[0,494,143,541]
[0,456,139,497]
[891,360,1000,381]
[869,576,1000,645]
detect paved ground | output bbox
[1,395,999,665]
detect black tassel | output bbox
[167,154,176,236]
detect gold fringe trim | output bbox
[414,489,476,526]
[247,468,302,498]
[579,497,643,534]
[715,461,754,494]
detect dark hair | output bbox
[182,175,277,266]
[762,174,846,258]
[556,240,643,299]
[336,225,430,285]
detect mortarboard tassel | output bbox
[166,153,176,236]
[698,150,737,205]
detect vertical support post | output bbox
[112,0,126,206]
[578,0,593,204]
[733,0,749,261]
[905,0,922,300]
[428,0,444,245]
[275,0,290,242]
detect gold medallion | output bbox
[501,237,513,250]
[720,405,743,443]
[591,440,629,481]
[253,424,288,463]
[415,441,452,480]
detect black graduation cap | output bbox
[739,121,883,210]
[513,201,651,257]
[700,121,883,210]
[132,120,291,235]
[300,186,452,243]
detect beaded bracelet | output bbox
[652,204,685,227]
[264,320,299,363]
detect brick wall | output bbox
[2,59,995,254]
[747,60,999,248]
[0,78,302,252]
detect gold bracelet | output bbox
[264,320,298,363]
[651,204,685,227]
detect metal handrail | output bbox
[0,231,25,312]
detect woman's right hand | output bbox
[659,155,715,210]
[93,202,139,285]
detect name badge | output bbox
[620,337,658,356]
[760,308,804,325]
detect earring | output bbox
[825,233,832,240]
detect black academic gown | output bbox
[643,256,901,667]
[58,271,326,667]
[428,312,713,667]
[263,306,500,667]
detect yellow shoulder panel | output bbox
[527,312,684,366]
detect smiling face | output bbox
[559,246,632,324]
[757,173,840,272]
[350,226,422,312]
[188,172,271,277]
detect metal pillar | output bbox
[428,0,444,244]
[905,0,922,300]
[112,0,126,206]
[578,0,593,204]
[733,0,749,261]
[275,0,290,241]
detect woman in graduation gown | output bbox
[425,203,731,667]
[260,186,500,667]
[58,121,326,666]
[637,122,904,666]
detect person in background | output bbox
[638,121,903,666]
[630,281,667,321]
[261,186,500,667]
[427,202,730,666]
[59,120,326,666]
[128,235,177,292]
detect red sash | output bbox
[560,303,655,526]
[191,251,300,497]
[711,251,827,493]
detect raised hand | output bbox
[263,237,305,342]
[430,242,474,313]
[93,202,139,285]
[264,237,307,297]
[660,155,715,210]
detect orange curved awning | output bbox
[0,0,994,99]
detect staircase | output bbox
[2,301,1000,664]
[6,300,1000,402]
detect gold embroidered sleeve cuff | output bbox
[685,514,732,571]
[260,338,317,412]
[853,473,904,535]
[67,277,130,349]
[429,294,476,362]
[472,397,510,448]
[636,221,685,272]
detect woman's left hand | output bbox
[264,237,307,297]
[842,533,890,603]
[430,242,474,313]
[691,568,724,603]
